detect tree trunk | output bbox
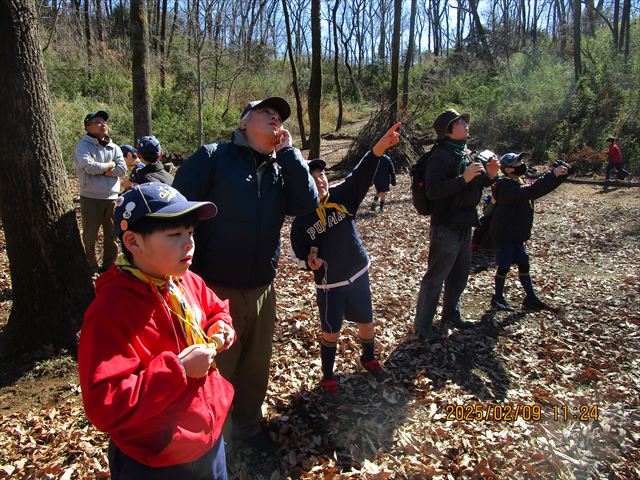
[572,0,582,80]
[159,0,168,87]
[95,0,104,44]
[0,0,95,355]
[621,0,630,61]
[131,0,153,138]
[388,0,401,122]
[468,0,493,66]
[402,0,417,109]
[332,0,343,131]
[612,0,619,47]
[282,0,308,148]
[308,0,321,159]
[84,0,92,78]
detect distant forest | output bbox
[36,0,640,172]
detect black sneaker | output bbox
[242,430,278,456]
[491,296,514,311]
[522,296,553,311]
[446,318,475,329]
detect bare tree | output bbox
[572,0,582,80]
[402,0,417,108]
[331,0,343,130]
[389,0,401,121]
[282,0,309,148]
[0,0,95,354]
[131,0,153,138]
[308,0,322,158]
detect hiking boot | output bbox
[321,377,343,404]
[360,357,386,380]
[446,317,475,329]
[522,296,554,311]
[370,202,377,212]
[491,295,514,311]
[242,430,278,456]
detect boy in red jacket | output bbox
[78,182,236,479]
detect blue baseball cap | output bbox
[136,135,162,159]
[500,152,525,170]
[120,144,137,157]
[115,183,217,236]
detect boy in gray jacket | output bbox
[73,110,126,273]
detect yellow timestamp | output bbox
[443,403,600,422]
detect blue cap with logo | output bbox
[136,135,162,159]
[120,144,137,157]
[115,183,217,236]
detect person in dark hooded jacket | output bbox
[489,152,567,311]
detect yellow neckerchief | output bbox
[115,254,214,348]
[315,193,352,228]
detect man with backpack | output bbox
[413,109,500,342]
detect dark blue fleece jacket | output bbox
[173,130,319,288]
[290,151,380,286]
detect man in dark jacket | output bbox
[173,97,319,453]
[489,153,567,311]
[414,109,500,342]
[370,154,396,213]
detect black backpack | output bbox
[410,145,439,215]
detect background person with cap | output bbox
[414,109,500,342]
[128,135,174,187]
[73,110,126,273]
[173,96,319,453]
[489,152,567,311]
[119,144,144,191]
[603,136,629,180]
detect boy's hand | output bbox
[206,321,236,351]
[372,122,401,157]
[275,128,292,152]
[178,344,216,378]
[121,178,136,190]
[307,255,323,271]
[552,165,568,177]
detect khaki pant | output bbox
[209,283,276,441]
[80,196,118,271]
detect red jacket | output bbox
[78,266,234,467]
[607,143,623,164]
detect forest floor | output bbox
[0,136,639,478]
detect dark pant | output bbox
[605,162,629,179]
[79,195,118,271]
[414,224,472,333]
[209,283,276,441]
[108,435,227,480]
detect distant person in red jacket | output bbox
[604,136,629,180]
[78,182,236,479]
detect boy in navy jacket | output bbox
[370,154,396,212]
[290,123,400,400]
[489,153,567,311]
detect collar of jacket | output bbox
[83,133,115,148]
[231,129,276,160]
[139,161,165,173]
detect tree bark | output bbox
[0,0,95,354]
[308,0,321,159]
[282,0,308,148]
[84,0,92,78]
[131,0,153,138]
[572,0,582,80]
[159,0,168,87]
[389,0,401,122]
[332,0,343,131]
[402,0,417,109]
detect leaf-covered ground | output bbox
[0,175,638,479]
